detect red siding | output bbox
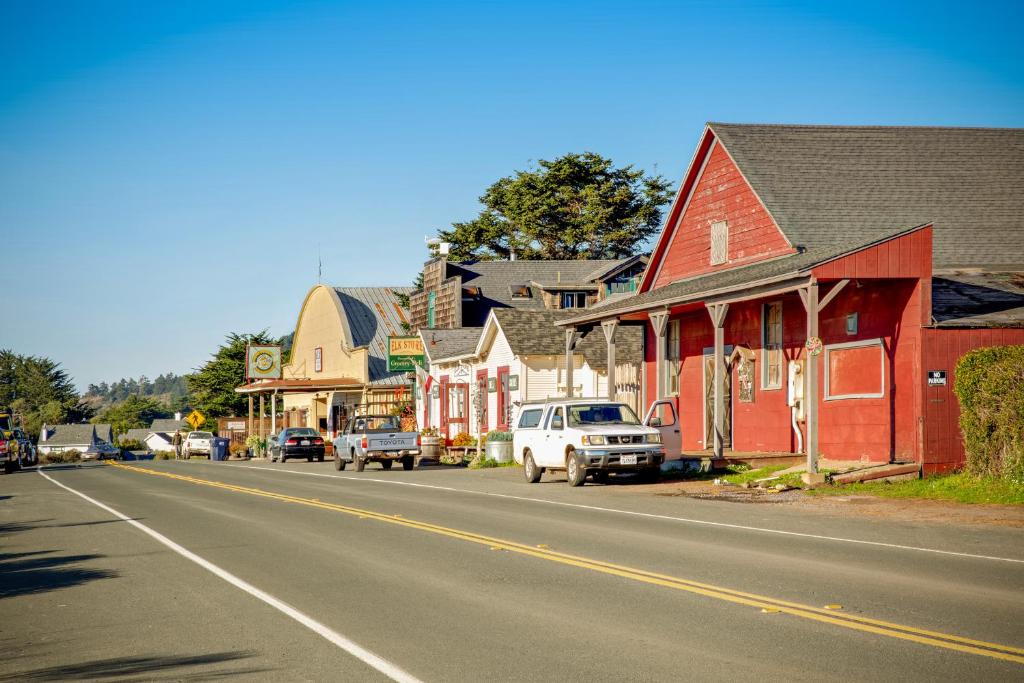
[651,142,794,289]
[920,328,1024,473]
[812,227,933,281]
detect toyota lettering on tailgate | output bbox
[379,438,411,446]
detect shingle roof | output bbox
[93,423,113,444]
[492,309,643,370]
[150,418,187,432]
[421,327,483,363]
[931,271,1024,328]
[41,424,95,447]
[121,428,153,443]
[449,259,627,326]
[710,123,1024,269]
[334,287,414,386]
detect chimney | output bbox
[174,411,182,421]
[40,425,49,442]
[510,248,517,261]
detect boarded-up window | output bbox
[761,302,783,389]
[710,221,728,265]
[665,319,681,396]
[825,339,885,400]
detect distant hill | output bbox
[83,373,190,412]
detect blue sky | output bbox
[1,0,1022,390]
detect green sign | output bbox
[387,336,426,372]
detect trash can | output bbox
[210,437,230,461]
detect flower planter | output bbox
[485,440,513,463]
[419,436,442,461]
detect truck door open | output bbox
[643,399,682,460]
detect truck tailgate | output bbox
[366,433,417,451]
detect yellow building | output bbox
[240,285,414,439]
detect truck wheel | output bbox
[381,459,393,471]
[592,470,610,484]
[402,455,414,471]
[523,450,542,484]
[334,452,346,471]
[354,455,365,472]
[566,450,586,487]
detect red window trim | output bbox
[496,366,511,431]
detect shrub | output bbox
[154,451,173,460]
[954,344,1024,483]
[452,432,475,447]
[229,441,248,457]
[485,430,513,442]
[118,438,145,451]
[245,434,267,457]
[420,427,439,437]
[42,449,81,464]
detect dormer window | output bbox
[710,220,728,265]
[462,286,482,299]
[510,284,531,298]
[561,292,587,309]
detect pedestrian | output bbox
[172,430,183,459]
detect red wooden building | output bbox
[561,124,1024,473]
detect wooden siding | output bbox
[920,327,1024,473]
[812,226,933,281]
[651,142,794,289]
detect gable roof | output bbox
[420,327,483,363]
[447,259,629,326]
[41,423,95,447]
[334,287,414,386]
[708,123,1024,270]
[150,418,187,432]
[93,424,113,444]
[489,309,643,370]
[121,428,153,443]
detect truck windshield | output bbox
[567,404,640,427]
[356,417,400,431]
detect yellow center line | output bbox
[105,461,1024,664]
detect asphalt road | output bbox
[2,459,1023,681]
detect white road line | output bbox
[215,462,1024,565]
[37,467,422,683]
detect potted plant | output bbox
[484,430,514,463]
[419,427,442,461]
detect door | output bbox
[643,399,682,459]
[476,369,489,434]
[540,406,565,467]
[496,366,511,431]
[447,382,469,438]
[703,351,733,448]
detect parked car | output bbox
[513,399,665,486]
[183,431,214,458]
[268,428,325,463]
[81,442,119,461]
[12,428,36,467]
[332,415,420,472]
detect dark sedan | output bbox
[269,428,325,463]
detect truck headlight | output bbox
[581,435,607,446]
[646,433,662,444]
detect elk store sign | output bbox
[387,336,426,372]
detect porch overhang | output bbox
[234,378,363,394]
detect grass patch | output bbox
[812,472,1024,505]
[721,464,789,485]
[469,458,520,470]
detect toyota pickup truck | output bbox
[183,431,214,458]
[332,415,420,472]
[512,399,664,486]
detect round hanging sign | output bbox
[805,336,823,357]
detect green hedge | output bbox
[954,345,1024,484]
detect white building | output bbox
[417,309,643,440]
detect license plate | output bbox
[301,440,310,446]
[620,455,637,465]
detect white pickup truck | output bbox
[183,431,213,458]
[332,415,420,472]
[513,399,665,486]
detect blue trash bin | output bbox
[211,437,230,461]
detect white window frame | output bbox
[824,338,885,401]
[710,220,728,265]
[314,347,323,373]
[665,319,681,396]
[761,302,783,390]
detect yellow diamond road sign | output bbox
[186,410,205,430]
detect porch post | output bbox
[802,280,820,473]
[649,309,670,399]
[601,319,619,401]
[258,393,265,439]
[271,389,278,436]
[247,395,254,437]
[564,327,579,397]
[706,303,729,458]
